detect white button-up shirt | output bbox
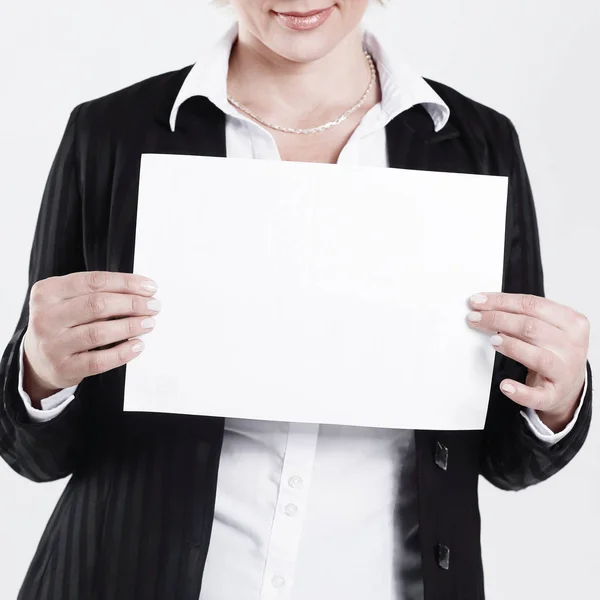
[19,22,587,600]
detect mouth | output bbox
[274,6,335,31]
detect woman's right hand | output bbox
[22,271,161,404]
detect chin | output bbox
[262,6,354,64]
[270,34,343,64]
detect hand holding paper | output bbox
[22,271,160,406]
[466,291,590,432]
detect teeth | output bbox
[279,13,321,25]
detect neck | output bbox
[227,26,371,126]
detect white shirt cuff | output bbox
[18,336,78,423]
[520,368,588,444]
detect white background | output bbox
[0,1,598,598]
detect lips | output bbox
[274,6,335,31]
[279,8,328,17]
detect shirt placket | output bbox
[259,422,320,600]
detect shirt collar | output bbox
[170,23,450,133]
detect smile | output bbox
[274,6,335,31]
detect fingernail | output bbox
[147,299,162,312]
[141,317,156,329]
[470,294,488,305]
[467,311,482,322]
[141,279,158,294]
[132,341,145,353]
[501,382,516,394]
[490,335,503,346]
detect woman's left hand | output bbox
[466,292,590,432]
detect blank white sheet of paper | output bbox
[124,154,508,430]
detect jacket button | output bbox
[435,543,450,570]
[434,441,448,470]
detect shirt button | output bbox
[284,503,298,516]
[271,575,285,588]
[288,475,303,489]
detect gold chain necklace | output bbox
[227,52,377,135]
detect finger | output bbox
[57,293,162,327]
[469,292,578,333]
[67,338,146,379]
[32,271,158,303]
[467,309,563,348]
[62,316,157,354]
[497,378,553,412]
[489,333,566,381]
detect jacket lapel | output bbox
[385,104,460,171]
[154,93,227,158]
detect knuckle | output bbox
[488,311,502,330]
[521,294,539,314]
[86,325,106,348]
[30,280,48,304]
[122,273,136,293]
[87,355,107,376]
[85,293,107,316]
[117,346,131,365]
[521,317,539,340]
[569,312,590,346]
[505,339,517,355]
[86,271,108,292]
[537,350,556,373]
[131,295,143,314]
[577,312,591,334]
[126,318,138,336]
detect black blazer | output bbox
[0,66,593,600]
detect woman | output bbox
[0,1,592,599]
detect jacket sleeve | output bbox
[479,119,593,491]
[0,104,91,482]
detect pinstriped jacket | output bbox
[0,67,593,600]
